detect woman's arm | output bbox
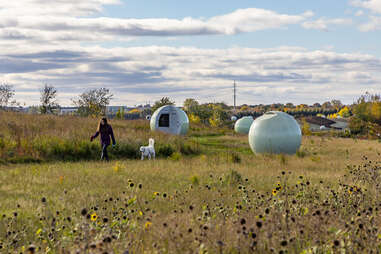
[90,131,99,142]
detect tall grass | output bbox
[0,111,201,163]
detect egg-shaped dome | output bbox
[248,111,301,154]
[150,105,189,135]
[234,116,254,134]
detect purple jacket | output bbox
[91,124,116,146]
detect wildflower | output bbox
[256,221,262,228]
[145,221,152,229]
[272,189,277,196]
[91,213,97,222]
[41,197,46,203]
[81,208,88,216]
[153,192,160,197]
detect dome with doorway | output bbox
[248,111,301,154]
[150,105,189,135]
[234,116,254,134]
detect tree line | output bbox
[0,83,113,117]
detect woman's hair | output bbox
[97,117,108,132]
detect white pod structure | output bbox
[234,116,254,134]
[231,116,238,122]
[248,111,301,154]
[150,105,189,135]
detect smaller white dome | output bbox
[234,116,254,134]
[231,116,238,122]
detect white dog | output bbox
[140,138,155,160]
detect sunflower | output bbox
[272,189,277,196]
[145,221,152,229]
[90,213,98,222]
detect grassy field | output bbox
[1,113,381,253]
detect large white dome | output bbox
[248,111,301,154]
[150,105,189,135]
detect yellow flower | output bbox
[153,192,160,196]
[113,162,121,172]
[272,189,277,196]
[145,221,152,229]
[36,228,42,235]
[91,213,97,222]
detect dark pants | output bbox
[101,144,109,161]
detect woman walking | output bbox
[90,117,116,161]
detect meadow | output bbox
[0,112,381,253]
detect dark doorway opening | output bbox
[159,114,170,127]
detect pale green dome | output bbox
[150,105,189,135]
[234,116,254,134]
[248,111,301,154]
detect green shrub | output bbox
[169,152,182,161]
[157,143,175,157]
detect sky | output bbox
[1,0,381,106]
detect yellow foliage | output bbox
[371,102,381,121]
[338,106,351,118]
[301,120,311,136]
[189,114,201,124]
[128,108,141,114]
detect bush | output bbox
[157,143,175,157]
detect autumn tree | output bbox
[152,97,175,112]
[0,83,16,109]
[72,88,113,117]
[39,84,59,114]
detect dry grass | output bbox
[0,112,381,253]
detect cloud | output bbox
[0,0,121,17]
[0,3,312,44]
[2,46,380,106]
[302,18,352,30]
[351,0,381,14]
[358,15,381,30]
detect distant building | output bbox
[59,107,78,115]
[300,116,349,131]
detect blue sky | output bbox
[0,0,381,106]
[99,0,379,55]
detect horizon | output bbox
[1,0,381,106]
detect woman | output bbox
[90,117,116,161]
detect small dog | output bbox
[140,138,155,160]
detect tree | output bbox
[331,100,343,110]
[39,84,59,114]
[116,107,123,119]
[183,98,199,113]
[152,97,175,112]
[322,101,332,109]
[0,84,15,109]
[72,88,113,117]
